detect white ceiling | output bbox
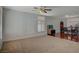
[3,6,79,17]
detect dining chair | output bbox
[71,27,79,42]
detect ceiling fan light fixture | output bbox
[39,10,43,14]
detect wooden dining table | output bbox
[63,26,79,42]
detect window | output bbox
[67,18,79,27]
[37,16,45,32]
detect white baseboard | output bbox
[3,32,47,42]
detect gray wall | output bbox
[3,8,46,41]
[46,16,67,33]
[0,7,2,49]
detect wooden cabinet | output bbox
[47,29,55,36]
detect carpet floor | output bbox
[1,36,79,53]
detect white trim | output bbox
[3,32,47,42]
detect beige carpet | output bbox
[1,36,79,53]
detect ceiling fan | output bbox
[32,6,52,14]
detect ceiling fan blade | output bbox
[44,9,52,11]
[34,7,38,9]
[32,9,43,14]
[43,10,47,13]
